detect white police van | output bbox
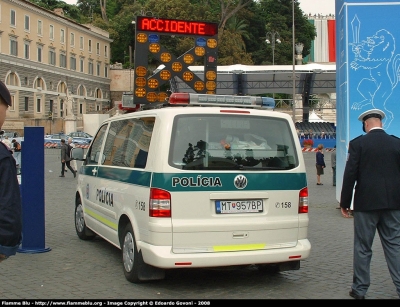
[72,93,310,283]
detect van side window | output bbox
[85,124,108,165]
[102,117,154,168]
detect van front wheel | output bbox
[75,199,95,240]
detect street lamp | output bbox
[295,43,304,65]
[292,0,296,123]
[265,31,281,66]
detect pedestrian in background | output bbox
[316,143,325,185]
[0,80,22,262]
[11,138,21,175]
[2,135,11,148]
[331,145,336,186]
[60,138,76,178]
[67,137,77,172]
[340,109,400,299]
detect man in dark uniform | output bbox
[0,80,22,261]
[340,109,400,299]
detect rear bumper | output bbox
[138,239,311,269]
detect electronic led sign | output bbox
[131,16,219,105]
[136,16,218,36]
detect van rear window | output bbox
[169,114,298,170]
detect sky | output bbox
[62,0,337,16]
[299,0,335,15]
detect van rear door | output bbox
[162,112,307,254]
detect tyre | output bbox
[121,223,166,283]
[122,223,141,283]
[75,199,95,240]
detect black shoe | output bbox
[317,183,323,185]
[59,175,65,177]
[349,290,365,299]
[73,171,76,178]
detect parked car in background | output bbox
[66,131,93,144]
[44,133,91,148]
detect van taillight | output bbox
[149,188,171,217]
[298,187,309,214]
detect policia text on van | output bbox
[71,93,310,283]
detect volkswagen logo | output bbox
[234,174,248,189]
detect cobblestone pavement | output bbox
[0,149,398,299]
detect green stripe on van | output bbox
[82,166,151,187]
[152,172,307,192]
[82,166,306,192]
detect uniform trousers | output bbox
[352,209,400,297]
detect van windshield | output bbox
[169,114,299,171]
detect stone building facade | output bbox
[0,0,112,135]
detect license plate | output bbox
[216,200,263,214]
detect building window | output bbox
[9,96,15,111]
[88,61,93,75]
[95,88,102,99]
[78,86,85,96]
[88,39,92,52]
[7,73,18,86]
[70,33,75,46]
[60,29,65,43]
[10,10,16,27]
[49,25,54,40]
[79,103,83,114]
[35,78,44,90]
[24,97,29,111]
[96,62,100,76]
[37,45,43,62]
[49,100,53,114]
[36,98,41,113]
[37,20,42,35]
[49,48,56,65]
[24,41,30,59]
[70,56,76,70]
[10,37,18,56]
[24,15,30,31]
[80,57,84,73]
[96,42,100,55]
[60,101,63,117]
[79,36,83,50]
[60,52,66,68]
[104,46,108,58]
[104,65,108,78]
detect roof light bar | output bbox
[168,93,275,109]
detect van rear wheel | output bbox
[121,223,165,283]
[122,223,141,283]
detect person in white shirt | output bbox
[2,136,12,148]
[67,137,78,171]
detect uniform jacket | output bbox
[340,129,400,211]
[0,142,22,256]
